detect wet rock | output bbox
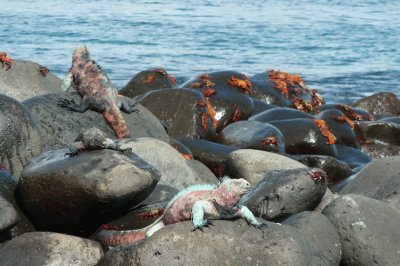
[0,168,35,241]
[0,94,42,177]
[323,194,400,265]
[0,59,62,101]
[179,138,239,177]
[316,109,359,148]
[241,168,327,221]
[119,68,176,98]
[293,154,353,186]
[251,99,276,115]
[339,156,400,201]
[351,92,400,117]
[335,144,371,169]
[269,118,338,156]
[135,88,216,140]
[117,138,208,190]
[313,188,339,212]
[0,232,103,266]
[99,219,314,266]
[17,148,160,233]
[355,120,400,146]
[313,103,375,121]
[24,91,168,150]
[250,71,291,106]
[0,195,18,232]
[103,184,179,230]
[181,71,254,132]
[249,107,315,122]
[225,149,307,185]
[186,160,218,184]
[218,121,285,153]
[360,143,400,159]
[283,211,341,266]
[169,138,193,160]
[379,116,400,125]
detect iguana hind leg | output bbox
[236,205,265,229]
[58,98,90,113]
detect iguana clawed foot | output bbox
[192,218,213,232]
[251,221,267,230]
[58,99,82,111]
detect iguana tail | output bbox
[103,104,130,139]
[93,219,164,246]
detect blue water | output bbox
[1,0,399,103]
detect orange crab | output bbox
[338,105,373,121]
[181,152,193,160]
[227,75,252,94]
[154,68,168,75]
[332,114,355,129]
[190,82,202,88]
[38,66,49,77]
[138,208,165,219]
[0,52,13,71]
[308,169,327,182]
[145,73,155,84]
[200,112,209,131]
[268,70,306,98]
[310,119,337,144]
[292,97,313,113]
[205,98,218,127]
[168,74,177,85]
[202,88,217,97]
[261,136,279,145]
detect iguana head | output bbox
[72,45,90,63]
[219,177,251,196]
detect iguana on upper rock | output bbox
[59,45,138,138]
[93,177,264,246]
[66,127,131,157]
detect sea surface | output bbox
[1,0,399,103]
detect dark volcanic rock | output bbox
[179,138,239,177]
[269,118,338,156]
[0,232,103,266]
[218,120,285,153]
[339,156,400,201]
[355,120,400,146]
[249,107,315,122]
[251,99,276,115]
[323,194,400,265]
[240,168,327,221]
[118,138,211,190]
[361,143,400,158]
[181,71,254,132]
[169,138,193,160]
[283,211,341,266]
[0,94,42,177]
[250,71,291,106]
[0,59,62,101]
[316,109,359,148]
[314,188,339,212]
[379,116,400,125]
[313,103,375,121]
[119,68,176,98]
[17,148,160,233]
[99,219,314,266]
[23,92,168,151]
[135,88,216,140]
[225,149,307,185]
[186,159,218,184]
[335,144,371,169]
[351,92,400,117]
[293,154,353,186]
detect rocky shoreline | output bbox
[1,57,400,265]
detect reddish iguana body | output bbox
[59,45,138,138]
[93,178,264,246]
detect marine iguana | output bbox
[93,177,264,246]
[59,45,138,138]
[66,127,131,157]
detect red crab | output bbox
[38,66,49,77]
[227,75,252,94]
[261,136,279,145]
[0,52,13,70]
[310,119,337,145]
[138,208,165,219]
[308,169,327,182]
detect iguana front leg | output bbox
[120,98,140,114]
[236,205,265,229]
[192,200,216,231]
[58,98,90,113]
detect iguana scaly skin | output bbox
[59,45,138,138]
[93,177,264,246]
[66,127,131,157]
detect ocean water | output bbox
[1,0,399,103]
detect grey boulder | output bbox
[0,195,18,232]
[0,59,62,101]
[0,232,103,266]
[225,149,307,185]
[98,219,314,266]
[323,194,400,265]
